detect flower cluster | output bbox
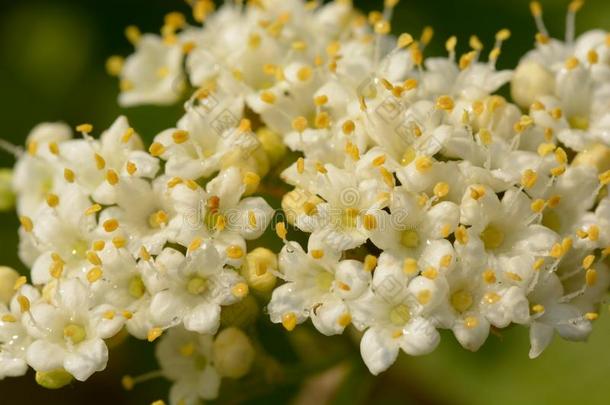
[2,0,610,402]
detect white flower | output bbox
[147,243,246,334]
[268,236,370,335]
[170,167,273,266]
[350,259,440,375]
[24,278,122,381]
[119,34,185,106]
[156,326,221,405]
[0,284,39,379]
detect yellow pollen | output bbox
[64,168,75,183]
[139,246,151,261]
[17,295,30,312]
[276,222,287,240]
[588,50,599,64]
[364,255,378,272]
[103,219,119,232]
[86,251,102,266]
[436,95,455,111]
[149,142,165,157]
[126,161,137,175]
[372,155,386,166]
[282,312,297,331]
[530,1,542,17]
[482,269,496,284]
[422,266,438,280]
[565,57,579,70]
[433,182,450,198]
[521,169,538,189]
[505,272,522,282]
[484,292,501,304]
[537,143,556,157]
[297,66,313,81]
[232,282,249,298]
[455,226,469,244]
[106,169,119,185]
[260,91,276,104]
[586,269,598,286]
[147,327,163,342]
[172,130,189,144]
[531,199,546,213]
[87,267,103,283]
[188,237,202,252]
[14,276,27,291]
[495,29,511,41]
[19,216,33,232]
[337,313,352,327]
[440,254,452,268]
[1,314,16,323]
[226,245,244,259]
[85,204,102,216]
[46,194,59,208]
[247,33,261,49]
[550,165,566,177]
[588,225,600,241]
[464,316,478,329]
[48,142,59,155]
[403,258,418,275]
[315,112,331,129]
[583,255,595,269]
[479,129,492,146]
[533,258,545,271]
[105,55,124,76]
[397,33,414,48]
[585,312,599,321]
[469,185,486,200]
[532,304,545,313]
[112,236,127,249]
[76,123,93,134]
[414,156,432,172]
[417,290,432,305]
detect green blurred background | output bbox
[1,0,610,404]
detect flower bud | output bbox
[510,60,554,108]
[257,127,286,167]
[35,369,74,389]
[241,247,277,293]
[0,266,19,304]
[213,327,255,379]
[0,169,15,212]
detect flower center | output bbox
[400,229,420,248]
[340,208,359,229]
[63,323,86,344]
[187,276,207,295]
[316,271,334,292]
[148,209,168,229]
[128,276,146,299]
[568,115,589,130]
[480,225,504,250]
[450,290,473,313]
[70,239,89,259]
[389,304,411,326]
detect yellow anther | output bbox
[436,95,455,111]
[103,218,119,232]
[536,32,550,44]
[47,142,59,156]
[482,269,496,284]
[565,57,579,70]
[583,255,595,269]
[585,312,599,321]
[86,251,102,266]
[422,266,438,280]
[550,165,566,177]
[337,313,352,327]
[379,167,394,188]
[345,142,360,161]
[297,66,313,81]
[537,143,556,157]
[459,51,476,70]
[147,327,163,342]
[421,26,434,45]
[76,123,93,134]
[521,169,538,189]
[247,33,261,49]
[125,25,141,44]
[530,1,542,16]
[568,0,584,13]
[139,246,151,261]
[314,95,328,107]
[85,204,102,216]
[226,245,244,259]
[315,162,328,173]
[531,199,546,213]
[87,267,103,283]
[93,153,106,170]
[588,224,600,241]
[433,182,450,198]
[363,214,377,230]
[401,257,417,275]
[188,237,202,252]
[374,20,391,35]
[505,272,522,282]
[397,33,414,48]
[533,258,545,271]
[464,316,478,329]
[495,29,511,41]
[469,185,486,200]
[112,236,127,249]
[231,282,249,298]
[532,304,545,313]
[547,195,561,208]
[126,161,137,176]
[14,276,27,291]
[315,112,330,129]
[105,55,124,76]
[46,194,59,208]
[586,268,598,286]
[281,312,297,331]
[599,170,610,185]
[444,36,457,53]
[478,128,492,146]
[455,226,469,245]
[310,249,324,259]
[260,91,276,104]
[417,290,432,305]
[414,156,432,172]
[172,130,189,144]
[342,120,355,135]
[106,169,119,186]
[49,260,64,279]
[19,216,33,232]
[63,168,75,183]
[275,222,287,240]
[149,142,165,157]
[550,107,563,120]
[363,255,377,272]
